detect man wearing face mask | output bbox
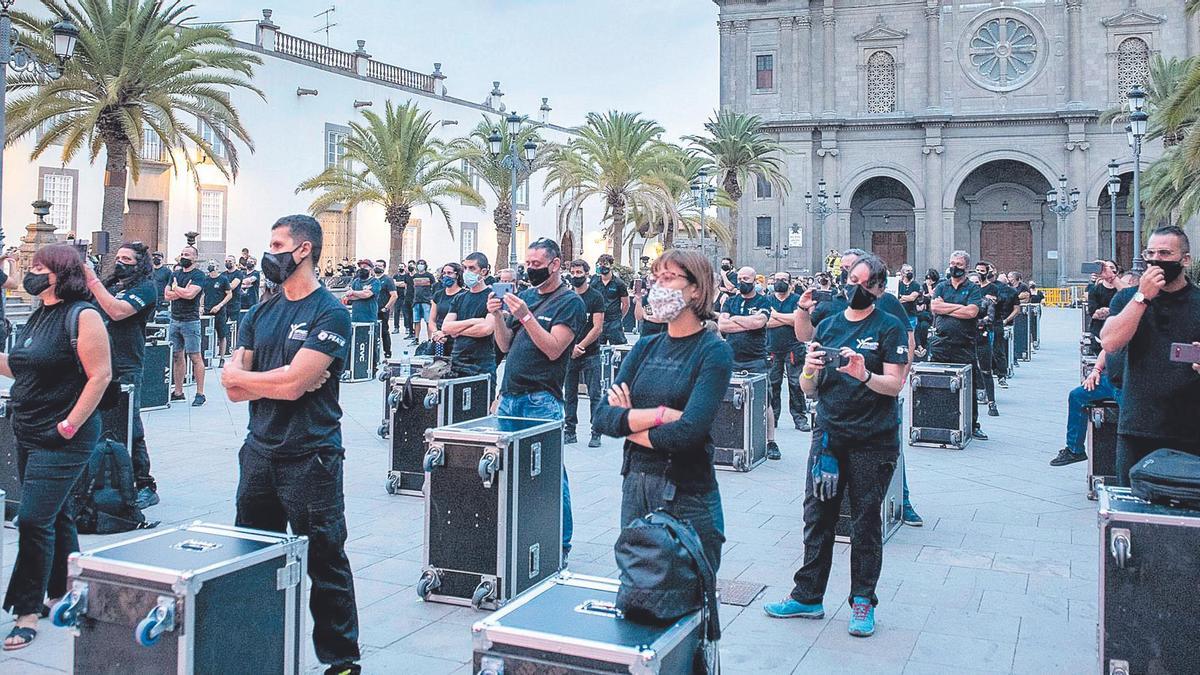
[929,250,987,440]
[372,260,398,359]
[973,262,1000,412]
[393,261,415,337]
[150,252,172,316]
[1100,226,1200,485]
[164,245,207,406]
[220,256,244,346]
[564,260,607,448]
[410,260,436,344]
[488,238,586,561]
[239,258,261,311]
[342,260,380,331]
[221,215,362,675]
[719,265,781,459]
[202,261,234,363]
[766,272,810,433]
[1087,260,1121,350]
[897,265,921,332]
[592,254,629,347]
[718,257,738,302]
[441,252,497,379]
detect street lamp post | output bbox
[805,179,840,268]
[0,2,79,241]
[689,169,716,264]
[488,112,537,270]
[1107,159,1120,262]
[1127,85,1149,272]
[1046,174,1080,286]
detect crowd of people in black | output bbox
[0,215,1196,673]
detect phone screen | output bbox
[1080,262,1103,275]
[491,282,514,298]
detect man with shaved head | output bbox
[719,265,781,459]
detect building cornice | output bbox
[763,109,1102,133]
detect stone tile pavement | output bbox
[0,308,1100,674]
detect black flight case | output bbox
[599,343,634,394]
[142,324,171,411]
[343,321,376,383]
[418,416,563,610]
[1013,304,1032,362]
[51,522,307,675]
[384,372,491,496]
[1086,400,1119,500]
[471,573,704,675]
[711,372,768,472]
[1027,302,1041,349]
[0,391,19,520]
[376,355,433,436]
[908,362,973,449]
[1098,487,1200,675]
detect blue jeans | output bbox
[1065,374,1121,454]
[497,391,572,555]
[412,302,431,325]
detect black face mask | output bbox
[356,268,370,279]
[152,257,163,267]
[225,262,234,270]
[115,262,137,279]
[846,284,877,310]
[904,272,914,280]
[738,281,756,295]
[721,263,732,272]
[261,246,304,285]
[23,272,51,296]
[179,258,194,269]
[949,266,966,279]
[1148,259,1185,284]
[207,264,217,273]
[596,265,611,276]
[773,280,790,293]
[373,267,384,275]
[526,265,552,287]
[569,275,587,288]
[838,269,848,285]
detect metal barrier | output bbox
[1041,286,1088,307]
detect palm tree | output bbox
[5,0,262,257]
[684,110,790,259]
[450,117,547,267]
[297,101,482,270]
[1099,55,1195,148]
[626,145,731,252]
[543,111,678,266]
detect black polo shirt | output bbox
[721,293,772,363]
[931,279,982,348]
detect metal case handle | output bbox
[1110,528,1132,569]
[574,599,624,619]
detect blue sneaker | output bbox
[848,597,875,637]
[763,598,824,619]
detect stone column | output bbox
[817,129,842,250]
[255,9,278,51]
[925,1,941,110]
[734,20,750,111]
[922,124,945,275]
[16,200,60,302]
[1066,0,1084,108]
[1068,142,1089,280]
[821,7,836,115]
[718,20,735,109]
[796,9,814,117]
[779,17,795,116]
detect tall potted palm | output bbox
[297,100,482,270]
[543,111,677,266]
[5,0,262,260]
[684,110,790,259]
[450,117,546,267]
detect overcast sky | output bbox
[184,0,720,140]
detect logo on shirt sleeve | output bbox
[316,330,347,347]
[288,322,309,340]
[897,345,908,355]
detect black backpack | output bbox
[75,439,156,535]
[1130,449,1200,510]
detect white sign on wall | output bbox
[788,223,803,248]
[1047,250,1059,259]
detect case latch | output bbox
[530,442,542,478]
[277,560,302,590]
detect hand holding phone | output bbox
[491,282,514,298]
[1169,342,1200,364]
[813,290,833,304]
[1081,262,1103,275]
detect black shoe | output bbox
[987,402,999,417]
[997,377,1009,389]
[588,434,602,448]
[135,486,160,509]
[796,418,812,432]
[766,441,781,460]
[170,392,186,402]
[191,394,206,407]
[323,665,361,675]
[564,432,578,445]
[972,428,989,441]
[1050,447,1088,467]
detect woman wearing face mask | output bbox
[764,254,906,640]
[633,269,667,337]
[1,245,112,650]
[591,249,733,573]
[429,263,464,357]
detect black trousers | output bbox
[600,321,627,346]
[235,446,360,668]
[790,435,898,608]
[930,341,980,430]
[564,353,601,436]
[377,310,392,358]
[767,349,807,424]
[991,327,1009,378]
[1115,435,1200,488]
[620,471,725,575]
[101,372,154,490]
[3,417,99,616]
[973,333,995,404]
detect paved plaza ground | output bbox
[0,307,1100,674]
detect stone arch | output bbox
[942,150,1060,211]
[841,162,927,210]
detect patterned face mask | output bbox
[647,283,688,322]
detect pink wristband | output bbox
[519,313,534,323]
[654,405,667,427]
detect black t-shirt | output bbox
[721,293,772,363]
[898,280,922,318]
[930,280,983,347]
[240,270,261,308]
[447,287,494,367]
[1088,283,1118,338]
[1109,285,1200,446]
[221,269,244,304]
[375,274,397,314]
[814,307,908,447]
[9,301,99,447]
[766,293,800,353]
[812,290,911,337]
[151,266,172,305]
[169,269,206,321]
[575,285,606,357]
[433,288,462,330]
[394,272,414,301]
[239,286,352,457]
[993,282,1019,325]
[106,278,157,377]
[411,272,436,304]
[500,285,586,399]
[593,275,629,330]
[202,274,231,314]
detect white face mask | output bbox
[647,284,687,322]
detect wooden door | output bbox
[318,210,355,268]
[1116,231,1134,272]
[124,200,160,253]
[980,221,1033,279]
[871,231,907,273]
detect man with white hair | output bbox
[930,250,987,440]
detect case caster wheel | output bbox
[423,391,439,409]
[50,584,88,628]
[385,475,399,495]
[134,598,175,647]
[423,447,444,473]
[478,452,499,485]
[387,391,400,409]
[377,423,389,439]
[416,571,440,600]
[471,580,495,610]
[135,615,161,647]
[339,371,350,382]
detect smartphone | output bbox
[1169,342,1200,364]
[633,278,645,294]
[813,289,833,304]
[491,282,514,298]
[1081,262,1103,275]
[818,350,849,368]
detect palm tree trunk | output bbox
[724,174,742,263]
[610,201,626,267]
[387,204,410,272]
[663,219,676,250]
[494,201,512,269]
[100,140,130,275]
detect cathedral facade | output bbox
[714,0,1196,284]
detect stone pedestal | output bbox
[15,200,61,302]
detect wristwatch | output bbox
[1132,292,1149,306]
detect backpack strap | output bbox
[64,302,88,373]
[650,510,721,643]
